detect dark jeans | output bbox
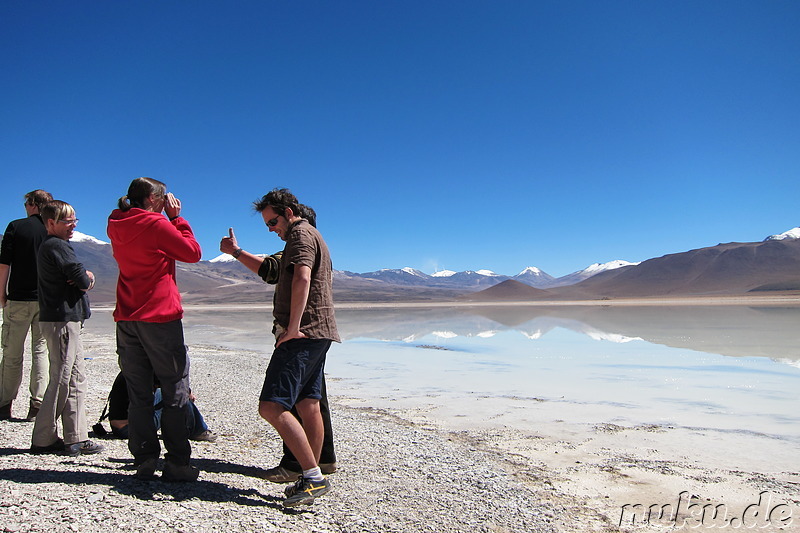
[116,320,192,466]
[155,390,210,439]
[279,375,336,470]
[112,390,209,440]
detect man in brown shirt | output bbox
[219,207,338,481]
[253,188,339,508]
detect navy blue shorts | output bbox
[259,338,331,410]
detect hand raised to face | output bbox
[164,193,182,220]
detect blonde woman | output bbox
[30,200,102,457]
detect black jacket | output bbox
[37,236,91,323]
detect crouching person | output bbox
[107,372,217,443]
[30,200,104,457]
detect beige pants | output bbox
[31,321,87,447]
[0,300,49,408]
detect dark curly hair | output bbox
[253,188,301,218]
[298,204,316,228]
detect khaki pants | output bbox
[0,300,49,408]
[31,322,87,447]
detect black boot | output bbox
[26,400,39,421]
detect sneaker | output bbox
[260,465,301,484]
[30,438,65,454]
[0,402,11,421]
[190,429,218,443]
[283,476,331,507]
[134,457,158,480]
[162,461,199,482]
[64,440,105,457]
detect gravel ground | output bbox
[0,330,563,533]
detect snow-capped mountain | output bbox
[434,269,501,277]
[357,267,431,285]
[71,231,109,245]
[354,267,510,288]
[209,253,237,263]
[544,260,639,288]
[765,227,800,241]
[581,260,639,274]
[514,266,556,286]
[430,270,510,289]
[399,267,428,277]
[208,252,267,263]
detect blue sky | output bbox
[2,1,798,277]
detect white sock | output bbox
[303,466,323,482]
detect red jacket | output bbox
[107,208,202,323]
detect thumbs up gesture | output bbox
[219,227,239,255]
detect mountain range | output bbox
[467,236,800,302]
[5,227,798,304]
[208,256,637,290]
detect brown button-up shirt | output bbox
[273,219,340,342]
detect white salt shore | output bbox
[1,311,798,532]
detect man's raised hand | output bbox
[219,227,239,255]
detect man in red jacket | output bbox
[107,177,202,482]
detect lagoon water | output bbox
[87,304,800,446]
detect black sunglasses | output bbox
[265,215,283,227]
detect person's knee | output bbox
[295,398,321,420]
[259,401,286,423]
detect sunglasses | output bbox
[265,215,283,227]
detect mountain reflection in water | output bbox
[331,305,800,364]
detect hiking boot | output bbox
[0,402,11,421]
[260,465,301,484]
[134,457,159,480]
[190,429,218,443]
[162,461,199,482]
[64,440,105,457]
[282,476,331,507]
[30,438,65,454]
[25,401,39,421]
[261,462,338,483]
